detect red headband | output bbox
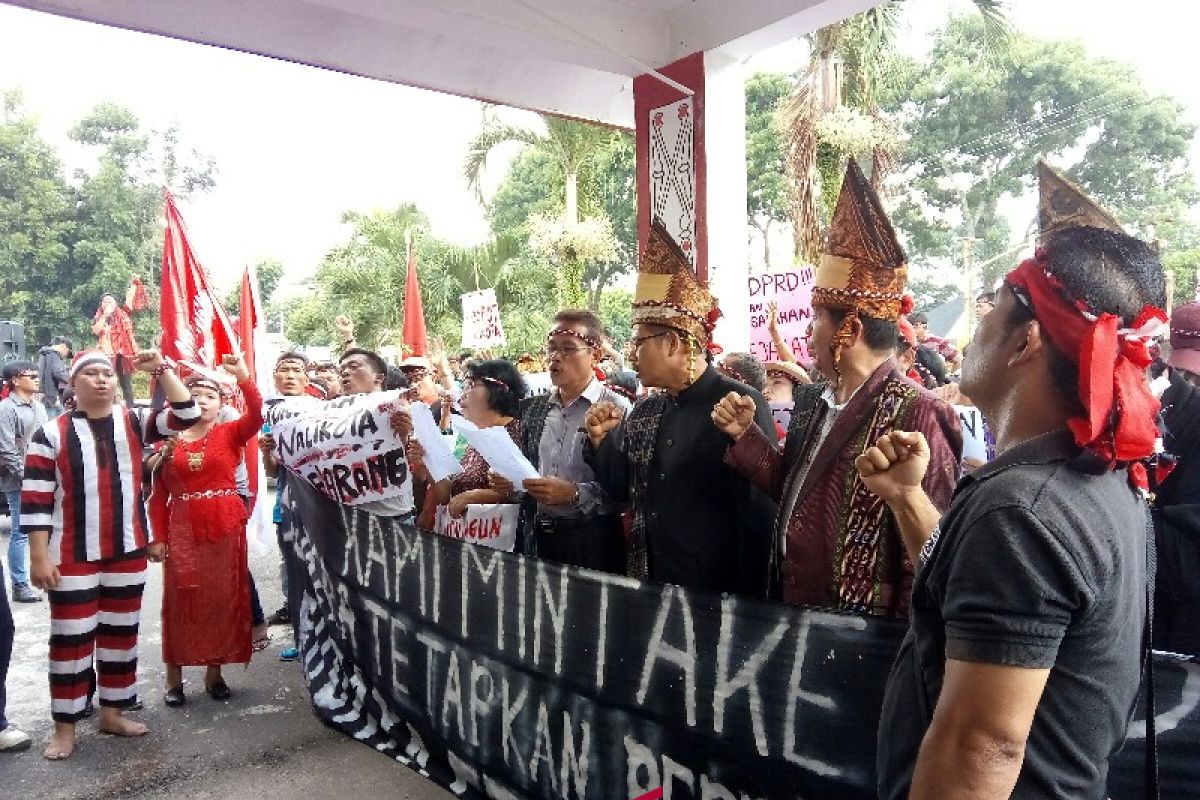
[1006,253,1167,473]
[547,328,600,349]
[717,362,746,383]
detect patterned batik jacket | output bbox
[726,360,962,616]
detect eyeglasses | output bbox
[463,376,509,392]
[542,345,588,359]
[628,332,669,351]
[1006,282,1033,313]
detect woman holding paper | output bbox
[146,355,263,707]
[410,360,525,525]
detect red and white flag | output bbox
[160,188,239,370]
[238,262,274,548]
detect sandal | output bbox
[206,680,232,702]
[164,686,186,707]
[251,634,271,653]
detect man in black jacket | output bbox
[585,220,777,597]
[36,336,72,416]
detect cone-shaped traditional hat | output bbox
[632,218,721,344]
[1037,159,1124,241]
[812,161,908,320]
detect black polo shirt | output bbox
[877,430,1146,799]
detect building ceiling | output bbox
[3,0,879,127]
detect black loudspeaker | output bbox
[0,321,25,364]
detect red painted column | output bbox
[634,52,707,284]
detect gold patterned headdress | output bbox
[812,160,909,321]
[632,218,721,346]
[1037,160,1125,242]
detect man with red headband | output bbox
[585,220,777,596]
[862,161,1166,799]
[713,162,961,615]
[489,309,631,573]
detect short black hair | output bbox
[552,309,604,343]
[51,335,73,350]
[340,347,387,378]
[1006,226,1166,412]
[914,345,949,385]
[976,291,996,305]
[464,359,526,417]
[2,360,36,388]
[276,350,309,367]
[827,309,899,354]
[721,352,767,391]
[385,365,410,391]
[605,369,640,398]
[908,312,928,326]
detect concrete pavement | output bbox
[0,519,453,799]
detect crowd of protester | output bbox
[0,159,1197,800]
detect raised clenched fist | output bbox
[584,400,624,448]
[855,431,931,506]
[711,391,757,441]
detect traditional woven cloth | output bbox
[621,393,671,580]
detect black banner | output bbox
[286,481,1200,799]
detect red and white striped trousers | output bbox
[48,553,146,722]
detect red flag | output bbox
[401,235,428,357]
[239,264,273,546]
[160,188,239,369]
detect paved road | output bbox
[1,516,452,799]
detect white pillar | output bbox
[703,52,750,352]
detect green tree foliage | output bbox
[292,204,559,357]
[1164,248,1200,308]
[0,91,74,348]
[469,113,634,309]
[746,72,793,268]
[0,94,217,350]
[222,258,285,318]
[885,16,1197,286]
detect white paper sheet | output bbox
[953,404,988,462]
[411,402,462,483]
[451,415,540,484]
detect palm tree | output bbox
[781,1,1009,262]
[464,111,616,225]
[465,111,618,307]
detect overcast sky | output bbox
[1,0,1197,297]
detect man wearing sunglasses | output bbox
[863,164,1164,800]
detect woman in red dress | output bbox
[147,355,262,706]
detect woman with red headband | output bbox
[147,355,263,706]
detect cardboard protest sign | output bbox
[748,267,814,363]
[433,503,518,551]
[770,400,793,435]
[953,404,988,461]
[271,390,412,506]
[461,288,506,349]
